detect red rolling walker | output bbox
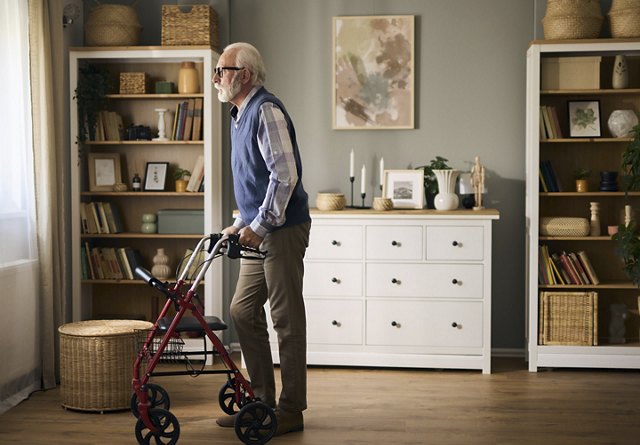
[131,233,276,445]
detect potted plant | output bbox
[573,167,591,192]
[621,124,640,196]
[415,156,451,208]
[613,220,640,286]
[174,168,191,193]
[74,65,114,141]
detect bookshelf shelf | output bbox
[527,40,640,371]
[70,47,223,325]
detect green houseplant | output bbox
[74,65,114,141]
[174,168,191,193]
[573,167,591,192]
[621,123,640,195]
[613,220,640,287]
[415,156,451,208]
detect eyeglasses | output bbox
[214,66,244,78]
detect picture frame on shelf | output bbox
[568,100,601,138]
[143,162,169,191]
[332,15,415,130]
[382,169,424,209]
[88,153,121,192]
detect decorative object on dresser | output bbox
[573,168,591,192]
[143,162,169,192]
[608,0,640,38]
[608,110,638,138]
[382,169,424,209]
[470,156,486,210]
[415,156,451,208]
[568,100,601,137]
[84,2,142,47]
[433,169,459,211]
[316,193,346,211]
[372,197,393,211]
[541,0,603,40]
[332,15,414,130]
[261,210,499,373]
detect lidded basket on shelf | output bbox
[608,0,640,38]
[85,2,142,46]
[542,0,603,40]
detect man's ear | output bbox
[241,69,251,85]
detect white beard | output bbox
[215,76,242,103]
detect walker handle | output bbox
[135,267,172,298]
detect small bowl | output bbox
[373,197,393,211]
[607,225,619,236]
[316,193,346,211]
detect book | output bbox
[191,97,203,141]
[124,247,144,279]
[186,154,204,192]
[577,251,600,285]
[177,248,206,281]
[541,106,555,139]
[171,102,181,140]
[117,247,134,280]
[559,252,581,285]
[539,169,549,192]
[569,252,590,284]
[97,202,110,234]
[84,241,96,279]
[183,98,195,141]
[549,106,564,139]
[103,202,124,233]
[550,253,570,285]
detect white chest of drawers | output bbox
[266,209,499,374]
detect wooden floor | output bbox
[1,356,639,445]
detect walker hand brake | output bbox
[135,267,173,298]
[226,233,267,260]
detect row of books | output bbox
[539,159,563,192]
[539,245,600,286]
[186,155,205,192]
[539,105,564,140]
[80,201,124,234]
[171,98,203,141]
[81,244,144,281]
[92,110,125,141]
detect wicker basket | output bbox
[59,319,153,412]
[540,216,590,236]
[539,291,598,345]
[316,193,346,211]
[119,72,150,94]
[608,9,640,38]
[161,5,219,50]
[85,4,141,46]
[542,0,603,39]
[610,0,640,10]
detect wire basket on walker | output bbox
[131,233,276,445]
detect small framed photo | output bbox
[88,153,121,192]
[382,169,424,209]
[568,100,601,137]
[143,162,169,191]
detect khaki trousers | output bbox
[230,221,310,412]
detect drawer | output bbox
[306,299,363,345]
[304,262,362,296]
[425,226,484,261]
[366,226,423,260]
[366,263,483,299]
[306,225,363,260]
[366,300,483,347]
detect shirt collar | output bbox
[231,86,261,122]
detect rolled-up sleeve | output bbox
[250,103,298,238]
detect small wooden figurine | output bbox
[471,156,485,210]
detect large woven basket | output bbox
[608,8,640,37]
[85,4,141,46]
[539,216,590,236]
[543,0,603,39]
[59,319,152,412]
[161,5,219,50]
[539,291,598,345]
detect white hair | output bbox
[223,42,266,86]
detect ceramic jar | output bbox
[612,55,628,89]
[178,61,199,94]
[608,110,639,138]
[151,248,171,280]
[433,169,460,211]
[141,213,157,233]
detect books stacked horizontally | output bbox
[80,202,124,234]
[539,105,563,140]
[539,245,600,286]
[81,245,144,281]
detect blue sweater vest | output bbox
[231,87,310,231]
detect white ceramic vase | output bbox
[612,55,628,89]
[433,169,460,211]
[151,248,171,280]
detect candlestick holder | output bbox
[152,108,169,141]
[348,176,355,207]
[361,192,367,208]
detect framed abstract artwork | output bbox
[333,15,415,130]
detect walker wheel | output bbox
[234,402,277,445]
[131,383,171,418]
[135,408,180,445]
[219,378,249,414]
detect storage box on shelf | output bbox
[526,39,640,371]
[70,47,223,355]
[261,209,499,374]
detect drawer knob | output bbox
[331,240,340,246]
[451,278,459,285]
[391,278,401,284]
[331,320,341,327]
[391,321,400,327]
[451,322,459,328]
[331,277,340,284]
[452,240,460,247]
[391,240,400,247]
